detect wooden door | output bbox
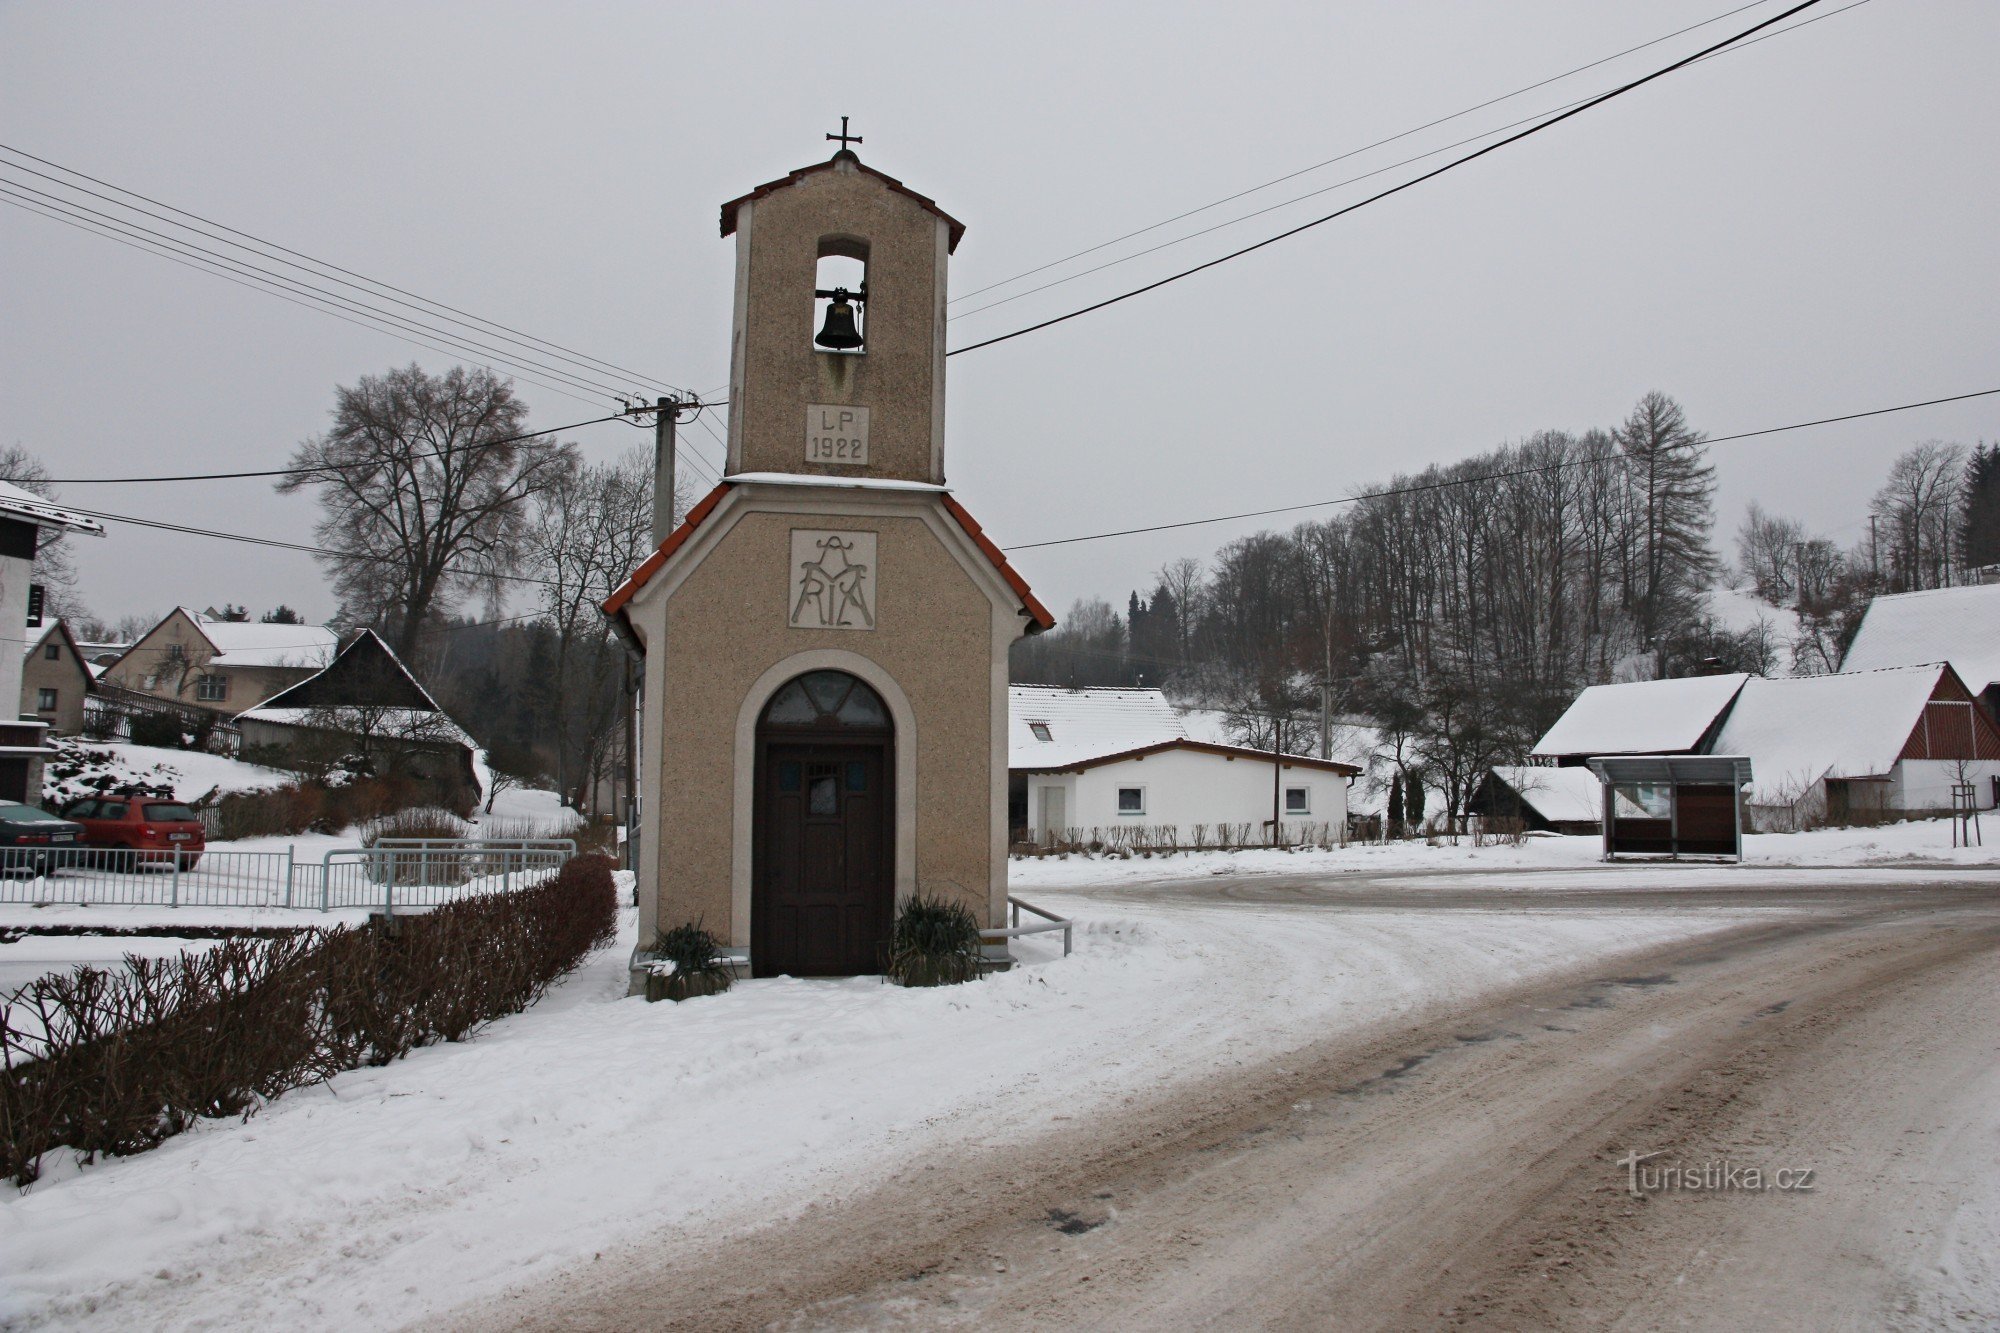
[755,743,891,976]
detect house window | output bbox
[44,643,60,660]
[1028,721,1053,743]
[195,674,228,702]
[1117,786,1146,816]
[1285,786,1309,815]
[37,688,58,711]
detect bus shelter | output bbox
[1585,755,1752,861]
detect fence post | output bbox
[171,850,181,907]
[284,844,295,908]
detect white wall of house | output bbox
[1892,759,2000,812]
[1023,748,1350,843]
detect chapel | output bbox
[604,134,1053,980]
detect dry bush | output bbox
[360,807,472,845]
[0,854,617,1187]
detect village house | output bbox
[1532,662,2000,829]
[22,620,95,736]
[98,608,338,717]
[1009,684,1358,845]
[232,629,480,809]
[0,480,104,801]
[604,140,1053,980]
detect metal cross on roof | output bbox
[826,116,862,151]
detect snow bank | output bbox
[1007,817,2000,891]
[0,875,1754,1329]
[42,741,292,809]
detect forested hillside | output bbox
[1012,393,1998,819]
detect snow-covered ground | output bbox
[41,740,293,809]
[1007,817,2000,892]
[0,870,1770,1330]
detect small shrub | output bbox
[361,807,471,845]
[647,921,733,1003]
[128,713,185,750]
[883,892,982,988]
[0,854,617,1187]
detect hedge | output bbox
[0,854,618,1187]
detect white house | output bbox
[0,480,104,802]
[1008,685,1358,845]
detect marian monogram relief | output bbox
[789,530,877,630]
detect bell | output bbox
[815,292,864,350]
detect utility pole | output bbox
[618,392,703,874]
[652,395,679,545]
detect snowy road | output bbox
[463,875,2000,1332]
[3,867,1994,1329]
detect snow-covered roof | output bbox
[723,473,949,493]
[1009,685,1185,768]
[1486,766,1603,823]
[183,611,339,668]
[0,479,104,535]
[235,706,475,750]
[1533,673,1750,758]
[1711,665,1944,805]
[1842,583,2000,694]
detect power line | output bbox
[58,503,562,589]
[950,0,1776,309]
[952,0,1870,324]
[0,190,613,412]
[0,181,634,402]
[23,412,625,485]
[1002,386,2000,552]
[0,141,688,398]
[947,0,1826,358]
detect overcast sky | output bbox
[4,0,1995,631]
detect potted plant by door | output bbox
[646,921,734,1002]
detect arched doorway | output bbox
[752,670,895,976]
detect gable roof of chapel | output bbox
[719,152,967,252]
[600,481,1054,632]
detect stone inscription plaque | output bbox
[789,530,877,630]
[806,404,870,466]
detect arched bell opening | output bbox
[813,236,869,353]
[751,670,895,977]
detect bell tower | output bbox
[720,128,963,485]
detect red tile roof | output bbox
[599,482,1054,634]
[720,152,966,253]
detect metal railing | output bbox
[0,839,574,912]
[981,895,1072,957]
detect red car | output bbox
[60,787,206,869]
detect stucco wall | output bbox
[1024,748,1352,843]
[1892,759,2000,812]
[728,163,949,485]
[644,495,1008,946]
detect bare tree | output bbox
[526,447,669,811]
[1734,501,1805,603]
[1155,557,1203,667]
[0,444,88,619]
[1870,440,1966,591]
[278,365,578,661]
